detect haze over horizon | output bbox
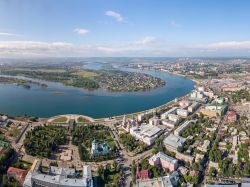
[1,0,250,58]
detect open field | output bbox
[77,116,90,123]
[51,116,68,123]
[11,68,66,73]
[74,70,99,78]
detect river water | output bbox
[0,64,195,118]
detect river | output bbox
[0,65,195,118]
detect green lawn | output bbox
[77,117,90,123]
[12,160,32,170]
[52,116,68,123]
[13,68,66,73]
[74,70,99,78]
[9,127,21,137]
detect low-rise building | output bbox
[221,82,244,92]
[197,140,210,153]
[227,111,238,123]
[136,172,180,187]
[161,119,176,129]
[149,116,160,126]
[188,102,200,113]
[149,152,178,171]
[130,124,163,145]
[205,184,238,187]
[203,91,214,98]
[174,120,195,136]
[7,167,28,184]
[0,115,12,128]
[23,160,93,187]
[175,152,194,164]
[190,91,204,99]
[176,109,189,117]
[179,100,190,108]
[195,153,205,163]
[178,166,189,176]
[163,134,186,152]
[215,97,225,104]
[168,114,180,123]
[197,86,205,92]
[200,104,228,117]
[232,135,239,152]
[163,134,195,163]
[161,107,178,119]
[138,110,154,122]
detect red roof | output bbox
[138,169,151,180]
[7,167,28,184]
[228,111,237,116]
[0,146,6,154]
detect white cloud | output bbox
[0,32,20,36]
[105,11,124,22]
[136,36,156,45]
[73,28,90,35]
[1,40,250,57]
[193,41,250,49]
[170,20,182,28]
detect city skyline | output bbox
[1,0,250,57]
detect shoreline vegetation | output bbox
[50,91,65,95]
[0,67,166,92]
[0,76,48,88]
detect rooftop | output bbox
[149,152,178,164]
[163,134,186,150]
[23,160,92,187]
[7,167,28,184]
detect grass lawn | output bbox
[77,117,90,123]
[12,160,32,170]
[13,68,66,73]
[75,70,99,78]
[52,116,68,123]
[9,127,21,137]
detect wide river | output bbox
[0,66,195,118]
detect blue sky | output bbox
[1,0,250,57]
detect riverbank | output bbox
[0,76,48,88]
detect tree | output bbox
[2,176,21,187]
[192,176,199,185]
[243,162,250,177]
[209,167,217,178]
[132,160,136,184]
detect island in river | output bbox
[0,66,166,92]
[0,61,195,118]
[0,76,47,89]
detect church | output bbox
[91,139,109,156]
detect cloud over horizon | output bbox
[1,40,250,57]
[0,32,20,36]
